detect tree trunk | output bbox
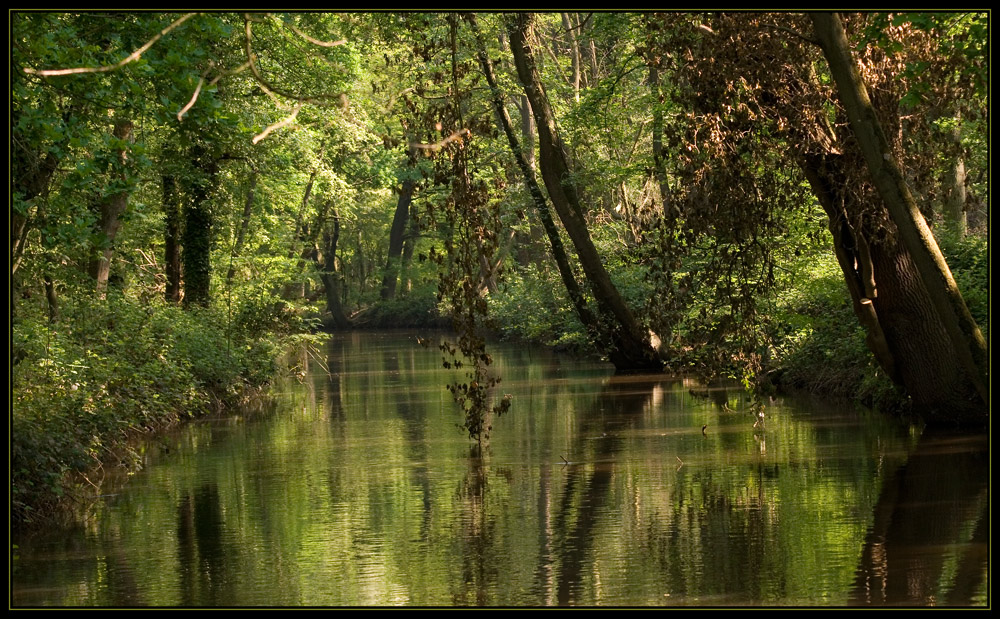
[801,154,896,381]
[380,147,418,300]
[288,193,330,301]
[89,118,134,296]
[802,151,983,423]
[44,273,58,323]
[284,167,320,299]
[163,174,182,304]
[400,200,420,293]
[812,12,987,414]
[942,112,968,237]
[578,13,599,84]
[562,13,581,100]
[320,206,350,329]
[181,148,219,308]
[11,150,60,277]
[227,170,258,284]
[507,13,661,371]
[468,14,601,338]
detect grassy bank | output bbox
[11,289,306,529]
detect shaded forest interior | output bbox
[11,12,989,523]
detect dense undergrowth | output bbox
[11,287,307,529]
[485,223,989,416]
[777,231,988,410]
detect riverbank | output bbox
[349,232,988,423]
[11,291,307,531]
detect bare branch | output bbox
[178,57,252,121]
[277,17,346,48]
[410,128,472,153]
[243,13,347,108]
[762,23,819,46]
[24,13,198,77]
[177,75,207,121]
[252,104,303,144]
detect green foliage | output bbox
[769,256,907,413]
[939,233,989,342]
[362,282,445,328]
[9,9,990,524]
[11,290,286,527]
[489,263,590,352]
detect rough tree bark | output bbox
[811,12,988,414]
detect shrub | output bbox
[11,290,287,528]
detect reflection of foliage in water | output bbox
[11,334,988,606]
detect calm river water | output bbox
[11,331,989,607]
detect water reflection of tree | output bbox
[325,334,346,418]
[850,430,988,606]
[98,534,145,605]
[540,374,668,605]
[386,342,434,542]
[453,446,500,606]
[177,484,233,605]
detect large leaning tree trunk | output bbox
[467,14,602,346]
[647,12,985,423]
[811,12,988,416]
[800,152,983,422]
[507,12,661,371]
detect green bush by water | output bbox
[11,290,296,527]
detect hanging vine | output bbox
[421,14,511,444]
